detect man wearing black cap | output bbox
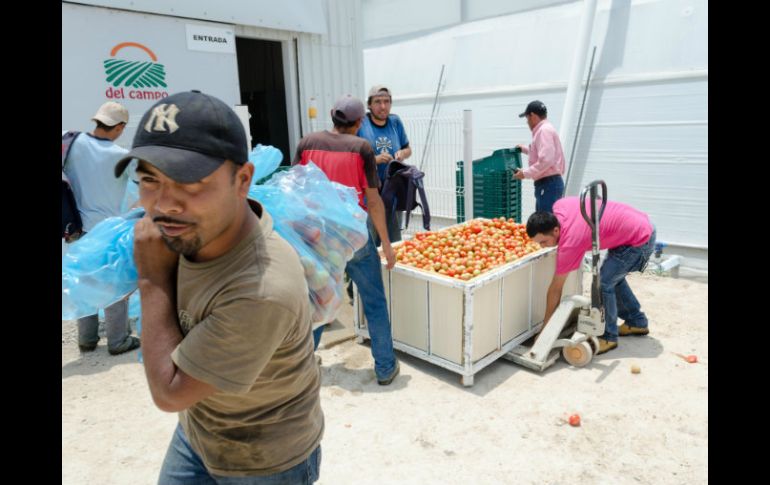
[293,94,400,386]
[514,100,566,213]
[116,91,323,482]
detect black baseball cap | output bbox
[114,90,248,183]
[518,100,547,118]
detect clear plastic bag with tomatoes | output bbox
[248,162,369,325]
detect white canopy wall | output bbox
[362,0,708,268]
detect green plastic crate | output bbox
[456,148,522,223]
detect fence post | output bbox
[463,110,473,222]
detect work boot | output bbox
[108,336,141,356]
[619,323,649,336]
[596,338,618,355]
[78,342,98,352]
[377,361,400,385]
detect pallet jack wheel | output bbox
[587,336,600,354]
[562,341,593,367]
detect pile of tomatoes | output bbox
[395,217,542,280]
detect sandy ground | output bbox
[62,272,707,484]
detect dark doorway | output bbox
[235,38,290,165]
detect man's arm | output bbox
[394,118,411,161]
[134,217,217,413]
[375,152,393,165]
[521,132,557,179]
[542,272,568,326]
[364,187,396,269]
[360,142,396,269]
[395,146,412,161]
[513,144,529,180]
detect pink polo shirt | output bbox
[553,197,653,275]
[521,119,565,180]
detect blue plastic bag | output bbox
[119,160,140,214]
[249,144,283,183]
[61,208,143,320]
[62,148,368,331]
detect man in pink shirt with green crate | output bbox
[514,100,565,213]
[526,196,656,354]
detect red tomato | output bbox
[395,219,541,276]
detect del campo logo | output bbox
[103,42,169,101]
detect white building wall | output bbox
[62,2,242,149]
[362,0,708,266]
[63,0,365,161]
[233,0,365,159]
[295,0,366,140]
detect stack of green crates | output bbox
[456,147,522,223]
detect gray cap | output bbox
[367,85,391,101]
[331,94,365,123]
[114,90,248,184]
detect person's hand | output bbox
[513,169,525,180]
[64,230,84,244]
[516,144,526,151]
[394,150,405,161]
[381,241,396,270]
[134,216,179,286]
[375,152,394,165]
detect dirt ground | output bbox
[62,272,707,484]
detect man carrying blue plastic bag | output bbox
[113,90,322,483]
[64,101,139,356]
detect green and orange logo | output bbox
[104,42,167,88]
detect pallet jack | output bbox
[503,180,608,371]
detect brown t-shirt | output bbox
[171,200,323,477]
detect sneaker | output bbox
[78,343,97,352]
[377,361,400,386]
[108,336,141,356]
[619,324,649,336]
[596,338,618,355]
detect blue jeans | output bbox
[600,228,656,342]
[338,233,397,380]
[534,175,564,213]
[367,210,402,247]
[158,424,321,484]
[312,326,324,350]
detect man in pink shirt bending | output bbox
[526,197,656,354]
[514,100,565,213]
